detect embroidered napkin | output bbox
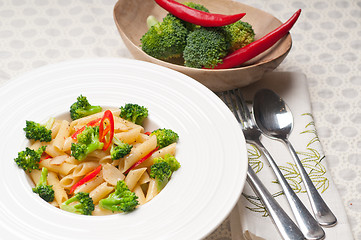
[228,72,353,240]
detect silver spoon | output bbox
[253,89,337,227]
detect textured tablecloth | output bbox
[0,0,360,239]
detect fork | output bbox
[221,89,325,240]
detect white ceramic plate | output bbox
[0,58,247,240]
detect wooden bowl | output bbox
[113,0,292,92]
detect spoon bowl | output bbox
[113,0,293,91]
[253,89,293,139]
[253,89,337,227]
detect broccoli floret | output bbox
[150,128,179,149]
[71,126,104,161]
[140,14,189,60]
[119,103,148,125]
[154,154,181,172]
[14,146,46,172]
[150,154,180,191]
[70,95,102,120]
[99,180,139,213]
[110,136,133,160]
[150,162,172,191]
[60,192,95,215]
[181,2,210,31]
[183,27,229,68]
[223,20,255,52]
[23,120,52,142]
[183,1,209,12]
[32,167,54,202]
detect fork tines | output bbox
[220,89,251,129]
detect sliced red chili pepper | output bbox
[99,110,114,151]
[211,9,301,69]
[40,153,51,163]
[154,0,246,27]
[71,118,101,140]
[144,132,152,136]
[69,165,102,194]
[124,147,159,174]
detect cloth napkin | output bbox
[229,72,353,240]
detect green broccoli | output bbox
[71,126,104,161]
[110,136,133,160]
[70,95,102,120]
[140,14,189,60]
[60,192,95,215]
[183,27,229,68]
[154,154,181,172]
[119,103,148,125]
[150,128,179,149]
[183,1,209,12]
[99,180,139,213]
[150,154,180,191]
[23,120,52,142]
[181,2,210,31]
[14,146,46,172]
[223,20,255,52]
[32,167,54,202]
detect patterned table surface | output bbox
[0,0,360,239]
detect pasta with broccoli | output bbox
[14,95,180,215]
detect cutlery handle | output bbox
[246,165,305,240]
[255,140,325,239]
[284,138,337,227]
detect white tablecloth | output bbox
[0,0,360,239]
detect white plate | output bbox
[0,58,247,240]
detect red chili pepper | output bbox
[124,147,159,174]
[211,9,301,69]
[69,165,102,194]
[99,110,114,151]
[71,118,101,140]
[154,0,246,27]
[144,132,151,136]
[40,153,51,163]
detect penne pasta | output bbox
[29,140,47,151]
[93,204,114,216]
[102,163,125,186]
[50,155,69,165]
[39,158,76,176]
[45,141,66,157]
[74,172,104,194]
[59,174,83,189]
[47,171,68,205]
[138,171,151,185]
[113,116,130,132]
[29,169,42,186]
[124,168,147,191]
[133,183,146,205]
[50,120,62,139]
[72,161,99,177]
[123,135,157,172]
[52,120,70,151]
[136,143,177,169]
[70,109,121,130]
[63,137,75,152]
[145,178,159,203]
[89,182,114,204]
[114,127,142,144]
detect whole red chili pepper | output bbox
[211,9,301,69]
[154,0,246,27]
